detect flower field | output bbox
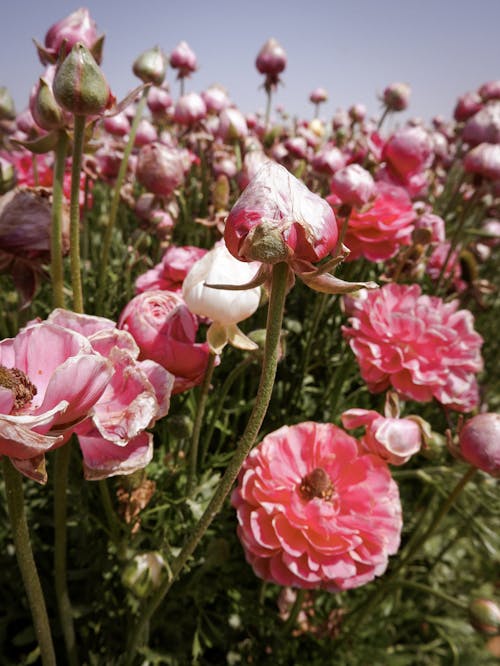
[0,8,499,666]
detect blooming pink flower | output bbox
[0,321,113,481]
[458,413,500,477]
[381,126,433,192]
[232,421,402,591]
[135,245,208,294]
[327,182,415,262]
[118,290,212,394]
[342,283,483,412]
[341,409,422,465]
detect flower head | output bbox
[342,283,483,412]
[232,421,402,591]
[458,413,500,477]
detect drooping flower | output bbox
[342,283,483,412]
[232,421,402,591]
[0,321,113,482]
[182,242,261,353]
[118,290,212,394]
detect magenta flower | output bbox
[458,413,500,478]
[327,182,415,262]
[342,283,484,412]
[232,421,402,591]
[36,7,103,65]
[118,290,212,394]
[0,321,112,482]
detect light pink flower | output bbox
[327,182,415,262]
[329,164,376,209]
[169,41,197,78]
[341,409,422,465]
[135,245,208,294]
[173,93,207,126]
[118,290,212,394]
[342,283,483,412]
[0,321,112,481]
[135,143,185,197]
[458,413,500,477]
[382,82,411,112]
[232,421,402,591]
[462,102,500,146]
[37,8,103,65]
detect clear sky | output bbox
[2,0,500,126]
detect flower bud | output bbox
[40,8,103,64]
[256,38,287,77]
[469,598,500,636]
[173,92,206,125]
[147,86,173,114]
[464,143,500,181]
[30,77,65,131]
[53,43,111,116]
[459,413,500,477]
[454,91,483,122]
[169,40,197,78]
[122,552,166,598]
[0,158,16,194]
[309,87,328,105]
[132,46,167,86]
[330,164,376,209]
[136,142,185,197]
[382,82,411,112]
[0,87,16,121]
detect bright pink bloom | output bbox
[341,409,422,465]
[327,182,415,262]
[133,119,158,147]
[118,290,212,394]
[135,245,208,294]
[0,321,112,481]
[458,413,500,477]
[382,126,433,181]
[311,145,345,176]
[232,421,402,591]
[342,283,483,412]
[169,41,197,78]
[225,161,338,265]
[103,111,130,137]
[478,81,500,102]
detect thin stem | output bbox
[387,580,467,611]
[69,114,86,314]
[50,130,68,309]
[377,106,390,131]
[54,444,79,666]
[125,262,290,664]
[186,351,217,495]
[282,589,306,634]
[97,89,149,311]
[3,458,56,666]
[264,86,273,129]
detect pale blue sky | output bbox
[2,0,499,125]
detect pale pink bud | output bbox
[348,103,367,123]
[311,145,345,176]
[462,102,500,145]
[136,143,185,197]
[103,111,130,137]
[41,8,103,64]
[255,38,287,77]
[217,107,248,142]
[459,413,500,477]
[284,136,309,159]
[330,164,376,209]
[133,118,158,147]
[382,82,411,112]
[464,142,500,181]
[169,40,197,78]
[454,91,483,122]
[147,86,173,114]
[309,87,328,105]
[382,126,433,177]
[202,85,231,114]
[173,92,206,125]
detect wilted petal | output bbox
[80,430,153,480]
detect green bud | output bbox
[133,46,167,86]
[122,552,166,599]
[469,598,500,636]
[53,42,111,116]
[32,78,65,130]
[0,159,16,194]
[0,87,16,121]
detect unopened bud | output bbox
[53,43,111,116]
[133,46,167,86]
[0,87,16,121]
[31,77,65,130]
[469,598,500,636]
[122,552,166,599]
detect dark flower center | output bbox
[0,365,37,410]
[299,467,334,501]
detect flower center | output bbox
[0,365,37,410]
[299,467,334,501]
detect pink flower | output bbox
[46,309,173,479]
[329,164,376,209]
[232,421,402,591]
[309,87,328,105]
[464,143,500,181]
[382,82,411,112]
[37,8,103,65]
[135,143,185,197]
[0,321,112,482]
[169,41,197,78]
[135,245,208,294]
[342,283,484,412]
[255,38,287,85]
[118,290,212,394]
[341,409,422,465]
[381,126,433,189]
[462,102,500,146]
[327,182,415,262]
[225,161,338,265]
[173,93,207,126]
[458,413,500,477]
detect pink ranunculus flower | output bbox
[0,321,113,482]
[173,93,207,126]
[135,245,208,294]
[232,421,402,591]
[169,40,197,79]
[46,309,174,479]
[327,182,415,262]
[458,413,500,478]
[118,290,212,394]
[342,283,484,412]
[341,409,422,466]
[37,7,103,65]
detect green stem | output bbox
[97,90,149,311]
[54,444,79,666]
[3,458,56,666]
[377,106,390,131]
[187,351,217,495]
[387,580,467,610]
[264,86,273,129]
[50,130,68,309]
[125,262,290,663]
[282,588,306,634]
[69,115,86,314]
